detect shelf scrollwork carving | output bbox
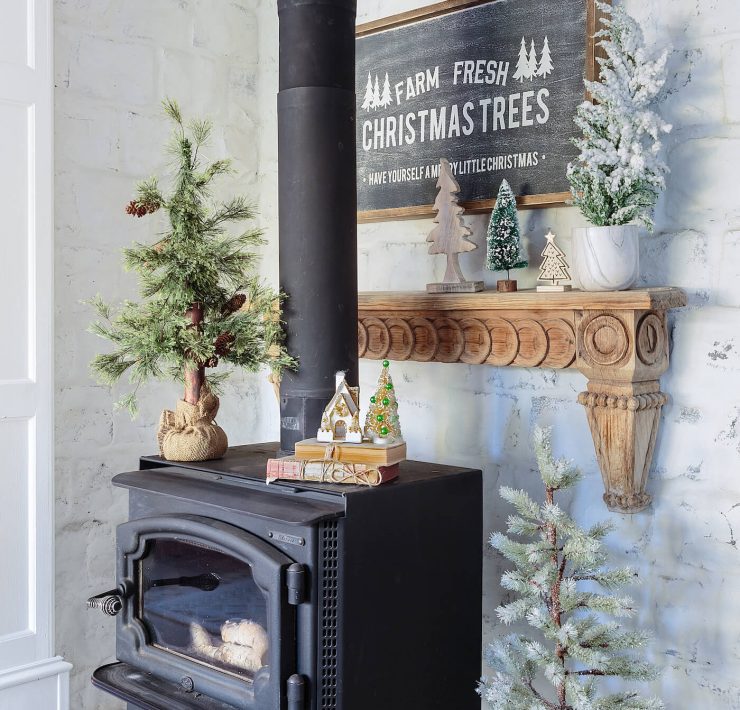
[358,289,687,514]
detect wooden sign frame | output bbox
[356,0,609,223]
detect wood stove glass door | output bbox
[140,537,270,679]
[117,515,298,709]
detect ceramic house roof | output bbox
[324,378,359,418]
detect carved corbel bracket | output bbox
[357,289,686,513]
[575,309,672,513]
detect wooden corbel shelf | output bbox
[358,287,687,514]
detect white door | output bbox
[0,0,70,706]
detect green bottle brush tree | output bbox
[479,427,663,710]
[486,178,528,291]
[89,99,295,460]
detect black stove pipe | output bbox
[277,0,359,453]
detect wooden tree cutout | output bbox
[426,158,483,293]
[537,229,572,292]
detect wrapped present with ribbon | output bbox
[294,438,406,467]
[266,456,399,486]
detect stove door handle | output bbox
[86,581,132,616]
[86,589,123,616]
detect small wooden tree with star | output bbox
[426,158,483,293]
[537,230,572,292]
[364,360,403,444]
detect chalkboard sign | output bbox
[356,0,603,222]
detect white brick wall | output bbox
[54,1,278,707]
[54,0,740,707]
[353,0,740,707]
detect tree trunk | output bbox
[546,486,568,709]
[184,303,205,405]
[443,252,465,283]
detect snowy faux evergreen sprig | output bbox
[567,3,672,231]
[478,427,663,710]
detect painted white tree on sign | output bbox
[538,36,553,77]
[372,75,381,109]
[380,73,393,108]
[361,72,375,111]
[527,40,538,79]
[513,37,530,82]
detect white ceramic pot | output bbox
[571,225,640,292]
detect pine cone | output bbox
[222,293,247,315]
[126,200,159,218]
[214,332,235,356]
[205,356,219,368]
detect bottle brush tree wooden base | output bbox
[496,279,518,292]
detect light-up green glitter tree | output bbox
[363,360,403,444]
[486,179,528,292]
[478,427,663,710]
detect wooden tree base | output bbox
[537,284,572,292]
[496,280,517,292]
[427,281,484,293]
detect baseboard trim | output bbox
[0,655,72,691]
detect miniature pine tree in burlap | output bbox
[478,426,663,710]
[88,99,296,460]
[363,359,403,444]
[486,179,527,280]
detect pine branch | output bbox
[204,197,259,230]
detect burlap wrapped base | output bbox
[158,390,228,462]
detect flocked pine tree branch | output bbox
[567,3,672,231]
[478,426,663,710]
[89,99,296,416]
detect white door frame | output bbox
[0,0,71,706]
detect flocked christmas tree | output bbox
[486,179,527,289]
[478,427,663,710]
[89,99,295,426]
[363,359,402,444]
[567,3,671,230]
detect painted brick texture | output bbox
[54,1,278,708]
[55,0,740,708]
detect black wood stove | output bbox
[90,0,483,706]
[90,444,482,710]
